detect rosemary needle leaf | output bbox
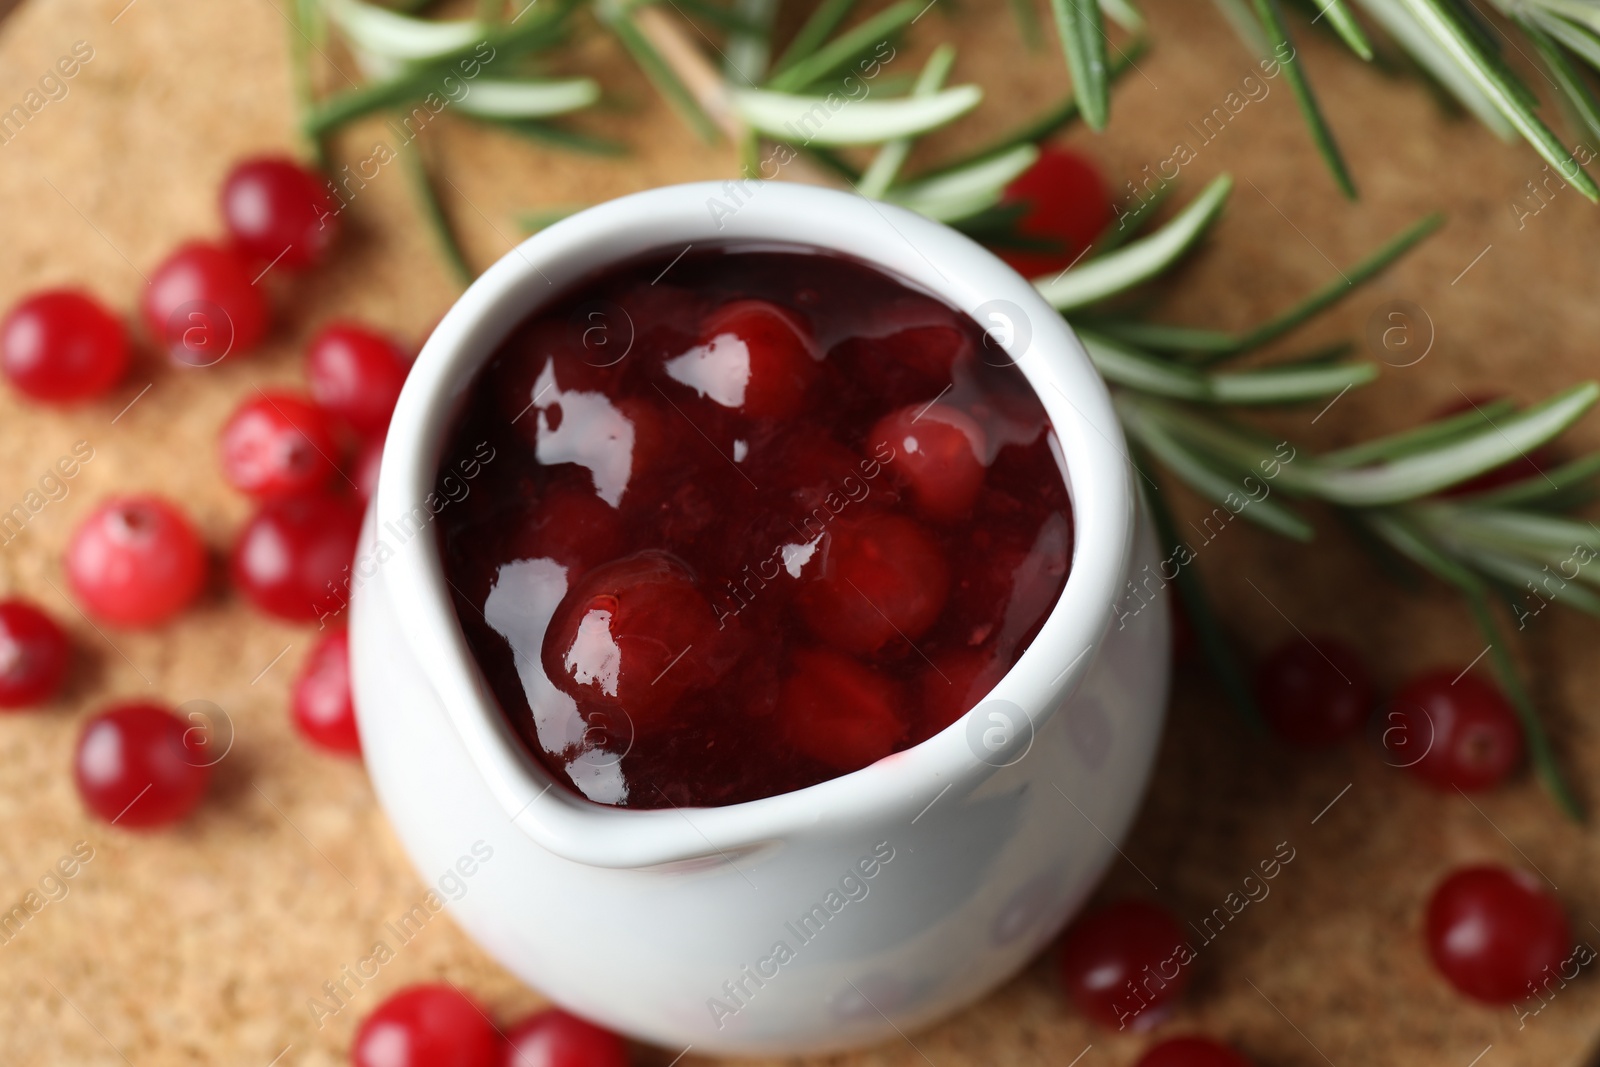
[1396,0,1599,202]
[1208,360,1378,404]
[1320,400,1518,468]
[1099,211,1443,359]
[769,0,858,80]
[765,0,922,93]
[858,43,956,200]
[1048,0,1111,130]
[325,0,485,61]
[1100,0,1145,33]
[453,78,601,118]
[1349,0,1514,137]
[1516,10,1600,144]
[1316,0,1375,60]
[1458,452,1600,508]
[1310,383,1600,505]
[1462,549,1600,620]
[1091,179,1173,254]
[1254,0,1358,198]
[1120,399,1316,540]
[1034,173,1233,311]
[601,4,722,142]
[729,84,982,145]
[885,144,1038,221]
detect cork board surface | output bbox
[3,0,1600,1064]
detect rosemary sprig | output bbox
[1023,0,1600,200]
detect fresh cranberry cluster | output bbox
[0,155,406,834]
[437,247,1073,808]
[350,985,628,1067]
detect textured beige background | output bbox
[2,0,1600,1064]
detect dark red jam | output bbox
[437,246,1072,808]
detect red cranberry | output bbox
[996,146,1112,278]
[141,240,269,365]
[780,647,905,770]
[352,984,500,1067]
[1135,1037,1255,1067]
[1426,865,1570,1004]
[219,391,339,498]
[231,491,363,622]
[501,1008,628,1067]
[542,551,735,731]
[307,322,411,436]
[1253,636,1372,747]
[870,403,987,522]
[66,496,207,628]
[686,299,818,419]
[292,629,360,755]
[1,289,129,402]
[354,435,384,503]
[1058,898,1192,1030]
[0,600,70,708]
[220,156,339,271]
[795,512,950,655]
[1384,670,1523,791]
[74,702,211,828]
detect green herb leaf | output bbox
[1395,0,1599,201]
[1310,383,1600,504]
[600,1,723,142]
[1321,399,1517,468]
[769,0,858,80]
[453,77,600,118]
[1035,174,1232,310]
[765,0,921,93]
[325,0,484,60]
[1048,0,1111,129]
[858,43,956,199]
[1316,0,1374,60]
[729,84,982,145]
[885,144,1039,220]
[1254,0,1358,198]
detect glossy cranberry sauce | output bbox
[437,246,1072,808]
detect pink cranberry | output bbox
[1,289,129,402]
[220,156,339,271]
[142,240,269,364]
[501,1008,628,1067]
[292,629,360,755]
[352,983,500,1067]
[231,491,363,622]
[219,391,339,498]
[307,322,411,436]
[66,496,207,628]
[0,600,71,708]
[74,702,211,828]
